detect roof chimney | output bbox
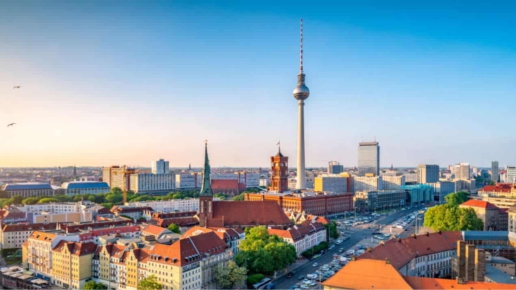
[438,230,442,235]
[385,258,391,264]
[412,234,417,239]
[350,255,356,261]
[426,232,429,237]
[456,277,466,284]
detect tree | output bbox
[9,195,23,205]
[324,221,339,240]
[167,223,181,234]
[236,226,296,275]
[214,193,228,200]
[138,275,162,290]
[444,191,470,206]
[37,197,60,204]
[247,274,264,285]
[84,281,107,290]
[232,193,245,201]
[213,260,247,289]
[22,197,41,205]
[105,193,123,204]
[111,187,123,195]
[424,204,483,231]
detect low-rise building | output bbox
[51,241,97,289]
[128,199,199,212]
[0,183,54,198]
[401,184,435,207]
[268,220,326,257]
[480,183,516,198]
[314,175,348,193]
[353,176,383,193]
[61,181,110,196]
[354,190,407,212]
[110,206,153,220]
[28,211,93,224]
[459,200,508,231]
[0,223,56,249]
[181,226,245,255]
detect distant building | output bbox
[129,173,175,194]
[151,159,169,174]
[175,173,197,190]
[353,176,383,192]
[382,175,406,190]
[102,166,135,191]
[354,190,407,212]
[128,199,199,212]
[61,181,110,196]
[401,184,435,206]
[492,161,499,183]
[314,174,348,193]
[417,164,439,183]
[269,149,289,193]
[459,200,508,231]
[328,161,344,174]
[211,179,243,196]
[507,166,516,184]
[453,163,471,180]
[0,183,53,198]
[358,141,380,176]
[479,183,516,198]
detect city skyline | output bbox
[2,1,516,167]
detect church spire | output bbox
[199,140,213,196]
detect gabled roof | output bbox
[53,241,97,256]
[211,201,292,227]
[403,276,516,289]
[3,223,55,232]
[142,224,170,237]
[268,221,325,242]
[460,199,498,209]
[323,259,412,289]
[358,231,462,269]
[181,226,244,243]
[28,231,56,242]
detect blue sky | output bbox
[1,1,515,167]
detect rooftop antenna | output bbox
[300,18,304,73]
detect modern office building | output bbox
[151,159,169,174]
[492,161,499,183]
[129,173,175,194]
[353,176,383,192]
[401,184,435,206]
[328,161,344,174]
[507,166,516,184]
[417,164,439,183]
[175,173,196,189]
[452,163,471,180]
[0,183,54,198]
[354,190,407,212]
[313,174,348,193]
[358,142,380,176]
[61,181,110,196]
[382,175,406,190]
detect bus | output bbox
[252,278,272,289]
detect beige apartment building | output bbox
[31,211,93,223]
[52,241,97,289]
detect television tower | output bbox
[293,18,310,189]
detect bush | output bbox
[247,274,264,285]
[301,242,329,259]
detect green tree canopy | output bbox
[105,193,123,204]
[37,197,60,204]
[232,193,245,201]
[167,223,181,234]
[213,260,247,289]
[84,281,107,290]
[326,221,339,240]
[235,226,296,275]
[138,275,162,290]
[9,196,24,205]
[111,187,123,195]
[444,191,470,206]
[424,204,483,231]
[22,197,41,205]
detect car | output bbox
[286,272,294,278]
[300,285,309,289]
[265,283,275,289]
[312,262,318,267]
[309,281,317,286]
[338,248,344,253]
[329,245,335,250]
[297,275,304,280]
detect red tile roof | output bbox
[323,259,413,289]
[358,231,462,269]
[3,223,56,232]
[404,276,516,289]
[78,225,140,240]
[268,221,325,242]
[460,199,499,209]
[151,211,197,219]
[480,183,515,193]
[181,226,244,243]
[142,224,169,237]
[211,179,239,189]
[53,240,97,256]
[210,201,292,227]
[154,217,199,227]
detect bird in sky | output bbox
[7,123,16,127]
[13,86,20,89]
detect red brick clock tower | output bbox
[269,146,289,193]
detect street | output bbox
[272,207,423,290]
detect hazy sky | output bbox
[1,1,516,168]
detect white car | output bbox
[312,263,318,267]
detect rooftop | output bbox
[462,231,508,241]
[61,181,109,190]
[485,264,516,284]
[460,199,499,209]
[1,183,52,191]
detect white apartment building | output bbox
[151,159,169,174]
[314,174,348,193]
[259,178,270,187]
[128,199,199,212]
[382,175,406,190]
[507,166,516,184]
[129,173,175,194]
[353,176,383,193]
[175,173,196,189]
[61,181,110,196]
[268,221,326,257]
[15,202,84,214]
[0,223,56,249]
[453,163,471,180]
[242,173,260,187]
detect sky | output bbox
[1,0,516,168]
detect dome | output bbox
[293,84,310,100]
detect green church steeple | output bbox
[199,140,213,197]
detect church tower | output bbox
[269,146,289,193]
[198,141,213,227]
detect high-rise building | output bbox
[328,161,344,174]
[151,159,169,174]
[102,166,135,191]
[382,175,406,190]
[417,164,439,183]
[507,166,516,184]
[358,142,380,176]
[129,173,175,194]
[269,148,289,193]
[293,19,310,189]
[492,161,499,182]
[452,163,471,180]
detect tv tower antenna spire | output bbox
[300,18,304,73]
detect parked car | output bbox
[312,263,318,267]
[297,275,304,280]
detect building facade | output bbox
[382,175,406,190]
[507,167,516,184]
[417,164,439,183]
[459,200,508,231]
[268,149,289,193]
[102,166,136,191]
[61,181,110,196]
[129,173,175,194]
[268,220,326,257]
[152,159,170,174]
[354,190,407,212]
[492,161,499,182]
[0,183,54,198]
[313,175,348,193]
[401,184,435,206]
[328,161,344,174]
[353,176,383,193]
[175,173,197,190]
[358,142,380,176]
[51,241,96,289]
[128,199,199,213]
